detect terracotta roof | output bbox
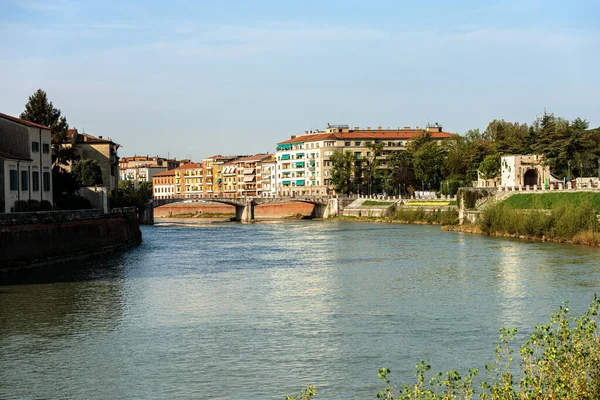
[153,169,176,177]
[277,133,337,145]
[0,112,49,129]
[276,130,452,145]
[0,149,32,161]
[234,153,274,163]
[176,163,202,169]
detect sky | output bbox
[1,0,599,161]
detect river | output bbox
[1,221,600,399]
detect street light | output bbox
[568,161,571,181]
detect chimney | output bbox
[377,126,382,130]
[99,135,103,139]
[353,126,359,130]
[367,126,371,130]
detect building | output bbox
[173,163,203,198]
[275,123,452,196]
[201,155,242,197]
[0,113,53,212]
[261,158,277,197]
[119,155,182,189]
[62,128,120,193]
[152,169,176,200]
[500,155,552,188]
[232,153,274,197]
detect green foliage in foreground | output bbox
[376,296,600,399]
[480,201,598,241]
[501,192,600,214]
[363,200,395,206]
[392,207,459,225]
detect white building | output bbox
[261,159,277,197]
[275,123,452,197]
[501,155,552,188]
[0,113,53,212]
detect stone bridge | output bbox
[153,196,337,222]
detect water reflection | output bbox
[1,223,600,399]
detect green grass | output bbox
[362,200,394,206]
[406,201,457,206]
[501,192,600,213]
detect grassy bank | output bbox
[501,192,600,213]
[475,201,600,245]
[288,296,600,399]
[333,208,459,225]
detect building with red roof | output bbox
[275,123,453,196]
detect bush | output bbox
[376,296,600,399]
[479,201,598,241]
[39,200,53,211]
[13,200,28,212]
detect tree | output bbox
[20,89,74,165]
[478,153,502,180]
[384,150,415,195]
[408,133,446,191]
[330,151,356,195]
[363,141,385,195]
[72,159,103,187]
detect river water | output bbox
[1,221,600,399]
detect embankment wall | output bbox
[0,208,141,273]
[254,202,315,219]
[154,203,235,217]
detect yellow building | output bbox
[63,129,120,193]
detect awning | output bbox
[282,171,291,175]
[282,180,290,185]
[277,144,292,151]
[295,162,305,167]
[216,179,222,184]
[309,161,315,166]
[296,153,305,157]
[281,154,290,160]
[243,176,255,182]
[244,168,255,174]
[296,180,305,186]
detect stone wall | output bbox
[0,208,141,272]
[254,202,315,219]
[154,203,236,217]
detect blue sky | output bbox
[1,0,599,161]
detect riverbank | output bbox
[0,208,141,273]
[445,224,600,247]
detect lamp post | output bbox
[446,181,449,196]
[598,159,600,180]
[568,161,571,181]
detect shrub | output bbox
[39,200,53,211]
[13,200,28,212]
[376,296,600,399]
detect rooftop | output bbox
[0,112,49,129]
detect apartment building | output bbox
[261,158,277,197]
[152,169,176,200]
[275,123,452,196]
[0,113,53,212]
[62,128,120,193]
[202,155,242,197]
[174,163,203,198]
[119,155,184,189]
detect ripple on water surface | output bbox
[1,221,600,399]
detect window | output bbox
[43,171,51,191]
[42,143,50,153]
[9,169,18,191]
[344,142,350,146]
[21,170,28,191]
[32,141,40,152]
[355,142,361,146]
[32,171,40,191]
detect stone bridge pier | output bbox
[235,199,255,223]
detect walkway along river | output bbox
[1,221,600,399]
